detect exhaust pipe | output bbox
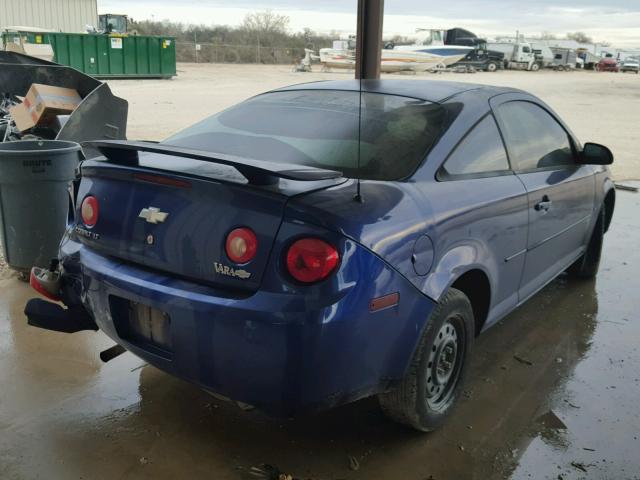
[99,344,126,363]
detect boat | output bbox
[381,48,450,71]
[318,29,473,73]
[319,47,447,72]
[319,37,449,73]
[319,46,356,70]
[392,29,473,66]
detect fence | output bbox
[176,42,307,64]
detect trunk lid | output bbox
[75,152,343,292]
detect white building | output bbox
[0,0,98,33]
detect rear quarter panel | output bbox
[291,90,530,328]
[411,90,528,325]
[287,180,438,291]
[418,176,528,326]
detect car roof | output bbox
[272,79,520,103]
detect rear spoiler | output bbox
[83,140,343,185]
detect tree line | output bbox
[128,11,608,64]
[129,11,337,64]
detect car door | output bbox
[492,97,595,302]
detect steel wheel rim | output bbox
[425,316,465,411]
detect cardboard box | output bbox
[10,83,82,132]
[8,104,33,132]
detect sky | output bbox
[99,0,640,47]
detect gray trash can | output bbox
[0,140,81,275]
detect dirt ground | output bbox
[1,65,640,480]
[1,184,639,480]
[107,63,640,180]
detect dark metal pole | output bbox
[355,0,384,79]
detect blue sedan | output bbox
[26,80,615,431]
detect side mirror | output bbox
[580,142,613,165]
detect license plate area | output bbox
[110,296,172,359]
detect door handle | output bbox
[535,196,552,212]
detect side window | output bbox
[440,115,510,178]
[496,101,575,171]
[522,46,531,53]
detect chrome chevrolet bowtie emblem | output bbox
[138,207,168,224]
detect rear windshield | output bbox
[164,90,448,180]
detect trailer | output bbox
[578,50,601,70]
[549,47,577,71]
[529,43,554,67]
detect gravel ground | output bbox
[0,244,9,278]
[0,248,17,281]
[2,185,639,480]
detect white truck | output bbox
[487,42,552,71]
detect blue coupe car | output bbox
[26,80,615,431]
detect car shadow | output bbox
[47,275,598,480]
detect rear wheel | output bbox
[378,288,474,432]
[486,61,497,72]
[567,207,605,279]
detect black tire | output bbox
[567,207,605,279]
[486,62,497,72]
[378,288,474,432]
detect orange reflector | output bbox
[369,292,400,312]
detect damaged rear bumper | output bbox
[24,298,97,333]
[28,233,436,417]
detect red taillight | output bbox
[286,238,339,284]
[81,196,99,227]
[226,227,258,264]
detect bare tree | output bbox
[566,32,593,44]
[129,14,334,64]
[539,31,557,40]
[242,10,290,37]
[386,34,413,46]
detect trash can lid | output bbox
[0,140,81,155]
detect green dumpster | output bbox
[0,140,81,276]
[2,31,176,79]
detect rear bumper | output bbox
[60,236,436,416]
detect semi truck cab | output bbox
[487,42,544,71]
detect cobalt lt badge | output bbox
[139,207,168,224]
